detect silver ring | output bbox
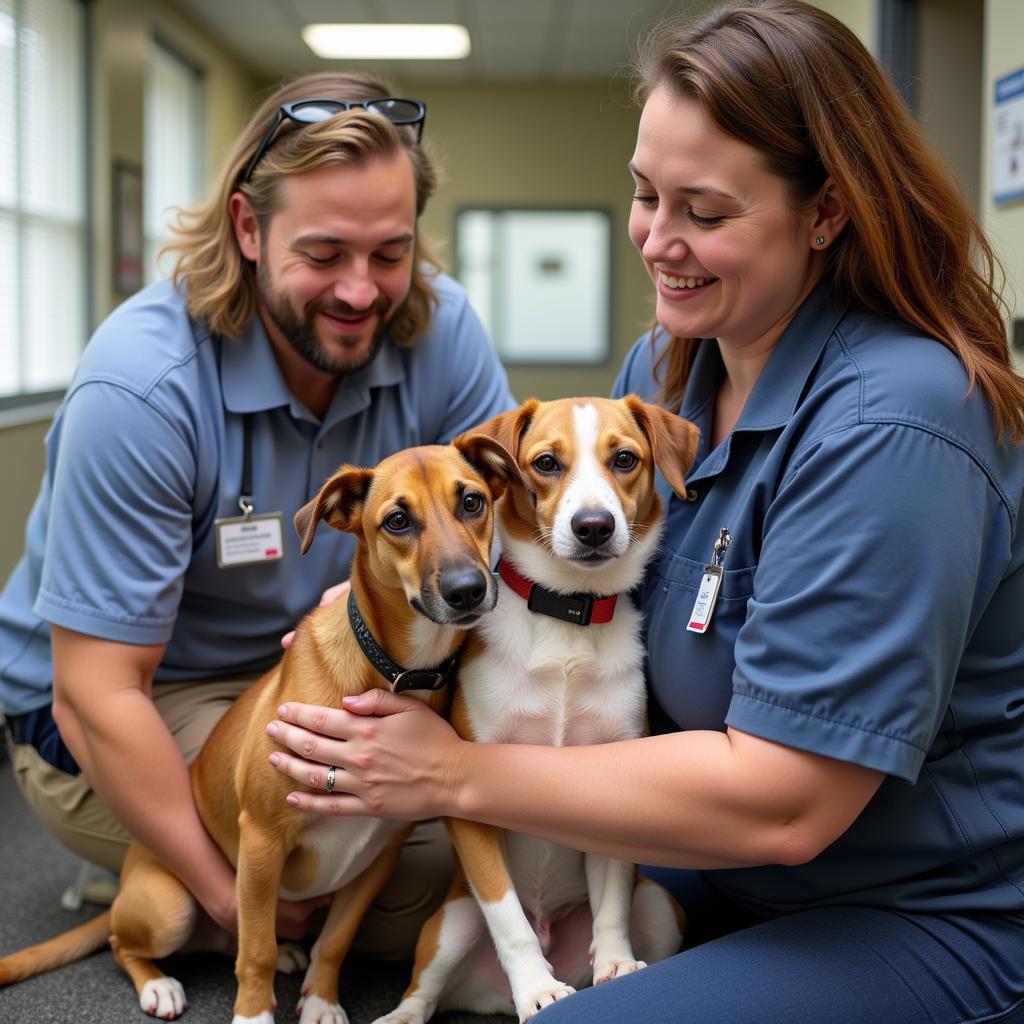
[325,765,336,793]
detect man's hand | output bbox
[281,580,351,649]
[276,893,333,940]
[198,873,330,939]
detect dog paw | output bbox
[297,993,349,1024]
[277,941,310,974]
[140,977,188,1019]
[593,957,647,984]
[230,1012,274,1024]
[515,982,576,1021]
[370,996,432,1024]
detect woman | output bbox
[266,2,1024,1020]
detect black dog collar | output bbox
[347,592,458,693]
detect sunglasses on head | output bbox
[240,97,427,184]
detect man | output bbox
[0,71,513,951]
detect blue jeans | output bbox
[535,868,1024,1023]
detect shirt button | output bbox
[686,487,699,502]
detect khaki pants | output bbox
[9,677,454,959]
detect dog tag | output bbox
[686,528,731,634]
[214,512,285,568]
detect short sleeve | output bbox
[33,382,196,645]
[727,422,1006,782]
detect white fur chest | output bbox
[461,582,648,747]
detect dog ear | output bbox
[463,399,540,461]
[623,394,700,499]
[453,434,526,499]
[294,466,374,555]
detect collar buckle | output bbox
[348,592,456,693]
[527,586,594,626]
[392,669,449,693]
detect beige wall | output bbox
[1,420,49,579]
[917,0,983,212]
[983,0,1024,370]
[812,0,876,45]
[403,78,653,404]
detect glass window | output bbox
[0,0,88,402]
[144,38,203,283]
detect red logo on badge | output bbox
[265,548,279,557]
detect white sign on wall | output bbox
[456,208,612,365]
[993,68,1024,205]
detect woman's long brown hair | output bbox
[635,0,1024,443]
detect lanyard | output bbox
[212,413,284,568]
[239,413,254,517]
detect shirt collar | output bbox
[219,314,407,427]
[220,315,293,415]
[321,335,405,431]
[681,278,848,433]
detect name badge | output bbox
[214,512,285,568]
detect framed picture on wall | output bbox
[454,207,613,365]
[113,160,144,295]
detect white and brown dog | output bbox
[0,439,517,1024]
[376,395,699,1024]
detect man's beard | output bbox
[257,262,393,376]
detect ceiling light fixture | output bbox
[302,23,471,61]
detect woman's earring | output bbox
[816,235,826,247]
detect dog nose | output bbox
[440,567,488,611]
[571,509,615,548]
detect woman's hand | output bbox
[281,580,351,649]
[265,690,467,820]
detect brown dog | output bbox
[0,438,516,1023]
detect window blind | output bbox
[0,0,87,399]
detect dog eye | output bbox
[532,453,560,474]
[613,450,639,471]
[383,510,411,533]
[462,492,485,516]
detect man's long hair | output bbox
[162,71,440,346]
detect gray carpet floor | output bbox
[0,752,513,1024]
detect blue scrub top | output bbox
[0,274,514,716]
[614,283,1024,915]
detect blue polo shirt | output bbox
[0,274,514,717]
[615,283,1024,915]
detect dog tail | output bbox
[0,909,112,985]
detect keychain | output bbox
[686,527,732,634]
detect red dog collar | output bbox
[497,557,618,626]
